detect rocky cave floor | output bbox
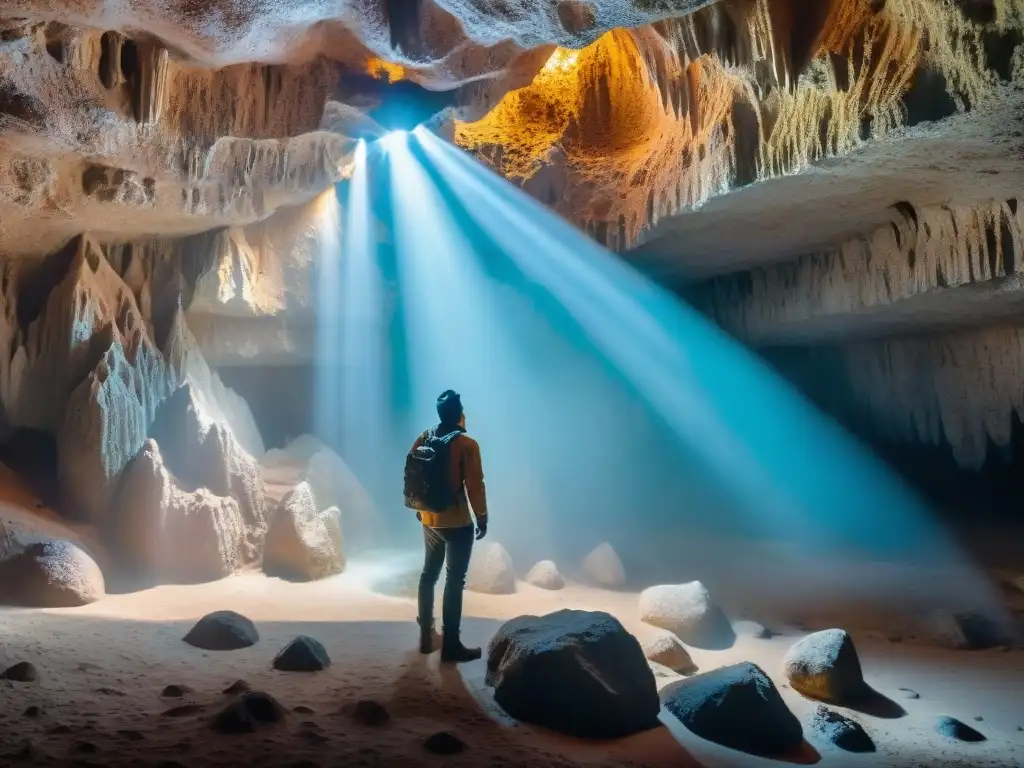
[0,552,1023,768]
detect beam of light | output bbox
[339,139,389,500]
[313,170,346,451]
[384,130,561,556]
[390,124,1004,618]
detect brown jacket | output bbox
[411,429,488,529]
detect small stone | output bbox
[211,691,286,734]
[183,611,259,651]
[935,715,986,742]
[96,687,125,696]
[223,679,250,695]
[292,705,315,714]
[341,699,390,727]
[72,741,98,754]
[161,684,193,698]
[273,636,331,672]
[1,662,39,682]
[808,705,875,752]
[896,687,920,699]
[423,731,466,755]
[639,581,735,649]
[974,716,983,721]
[22,706,41,718]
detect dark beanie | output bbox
[437,390,464,426]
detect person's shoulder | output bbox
[456,433,480,450]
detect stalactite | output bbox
[783,326,1024,470]
[456,0,1011,250]
[132,41,168,125]
[703,197,1024,339]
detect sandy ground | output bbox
[0,551,1022,768]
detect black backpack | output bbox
[403,427,463,513]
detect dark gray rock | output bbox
[222,679,250,695]
[662,661,803,756]
[211,691,287,734]
[341,699,390,726]
[486,609,660,739]
[273,636,331,672]
[423,731,466,755]
[935,715,986,742]
[183,611,258,651]
[896,687,920,699]
[782,629,866,703]
[808,705,875,752]
[1,662,39,682]
[161,684,192,698]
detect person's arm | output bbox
[463,439,488,525]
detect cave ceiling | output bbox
[0,1,1022,359]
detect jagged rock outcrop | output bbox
[262,434,378,557]
[115,439,249,583]
[262,481,344,582]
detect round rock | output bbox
[662,661,803,756]
[524,560,565,590]
[487,609,659,739]
[183,610,258,651]
[641,630,696,674]
[639,581,735,650]
[581,542,625,588]
[808,705,875,752]
[211,691,287,734]
[466,541,516,595]
[1,662,39,682]
[782,629,866,704]
[273,636,331,672]
[935,715,986,742]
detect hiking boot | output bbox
[440,634,482,663]
[418,618,441,654]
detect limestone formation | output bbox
[639,581,735,649]
[116,439,248,583]
[524,559,566,590]
[467,541,517,595]
[263,482,344,582]
[581,541,625,587]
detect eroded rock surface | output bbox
[263,482,344,582]
[486,609,660,739]
[467,541,516,595]
[639,581,735,650]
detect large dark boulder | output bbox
[486,609,660,739]
[663,662,803,756]
[183,610,259,651]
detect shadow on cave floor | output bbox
[0,612,707,768]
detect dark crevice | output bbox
[385,0,424,59]
[982,28,1023,81]
[99,31,119,89]
[120,38,138,83]
[16,237,80,335]
[1000,215,1015,275]
[957,0,997,25]
[901,68,958,126]
[0,429,59,509]
[985,220,999,277]
[45,40,64,63]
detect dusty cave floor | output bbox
[0,564,1022,768]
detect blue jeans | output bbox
[418,524,474,636]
